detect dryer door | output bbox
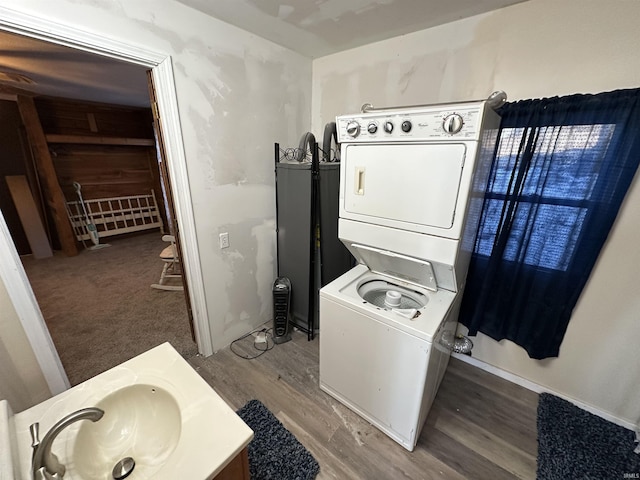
[340,142,471,237]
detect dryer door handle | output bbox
[355,167,365,195]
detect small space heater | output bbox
[272,277,292,344]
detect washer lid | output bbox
[350,244,437,291]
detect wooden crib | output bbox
[66,190,164,243]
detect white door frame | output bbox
[0,7,213,395]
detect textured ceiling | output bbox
[0,0,528,106]
[175,0,528,58]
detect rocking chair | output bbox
[151,235,184,291]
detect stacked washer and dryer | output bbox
[319,100,501,451]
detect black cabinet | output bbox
[274,141,353,340]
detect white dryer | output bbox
[319,101,500,451]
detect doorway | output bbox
[0,11,211,394]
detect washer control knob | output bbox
[384,121,394,133]
[401,120,412,133]
[367,122,378,134]
[346,121,361,138]
[443,114,464,134]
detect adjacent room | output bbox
[0,82,197,386]
[1,1,639,479]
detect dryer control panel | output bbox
[337,102,487,143]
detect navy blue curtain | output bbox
[460,88,640,359]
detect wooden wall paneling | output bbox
[35,97,158,212]
[86,113,98,132]
[62,183,155,203]
[52,145,156,200]
[35,97,154,138]
[36,98,91,135]
[44,134,154,146]
[94,108,154,138]
[16,95,78,256]
[16,95,158,256]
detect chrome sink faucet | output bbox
[30,407,104,480]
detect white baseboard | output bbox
[452,352,638,432]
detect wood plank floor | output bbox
[188,329,539,480]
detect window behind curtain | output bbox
[477,123,616,271]
[459,89,640,359]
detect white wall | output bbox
[0,0,310,376]
[312,0,640,427]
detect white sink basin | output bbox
[7,343,253,480]
[73,384,182,478]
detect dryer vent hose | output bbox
[322,122,338,162]
[440,331,474,355]
[295,125,340,162]
[295,131,316,162]
[452,334,474,355]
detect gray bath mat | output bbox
[237,399,320,480]
[537,393,640,479]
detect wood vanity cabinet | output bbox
[213,447,250,480]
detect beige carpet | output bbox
[21,230,197,386]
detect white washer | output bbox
[319,101,500,451]
[320,262,460,451]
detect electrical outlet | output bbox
[219,232,229,249]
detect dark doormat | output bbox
[237,399,320,480]
[537,393,640,479]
